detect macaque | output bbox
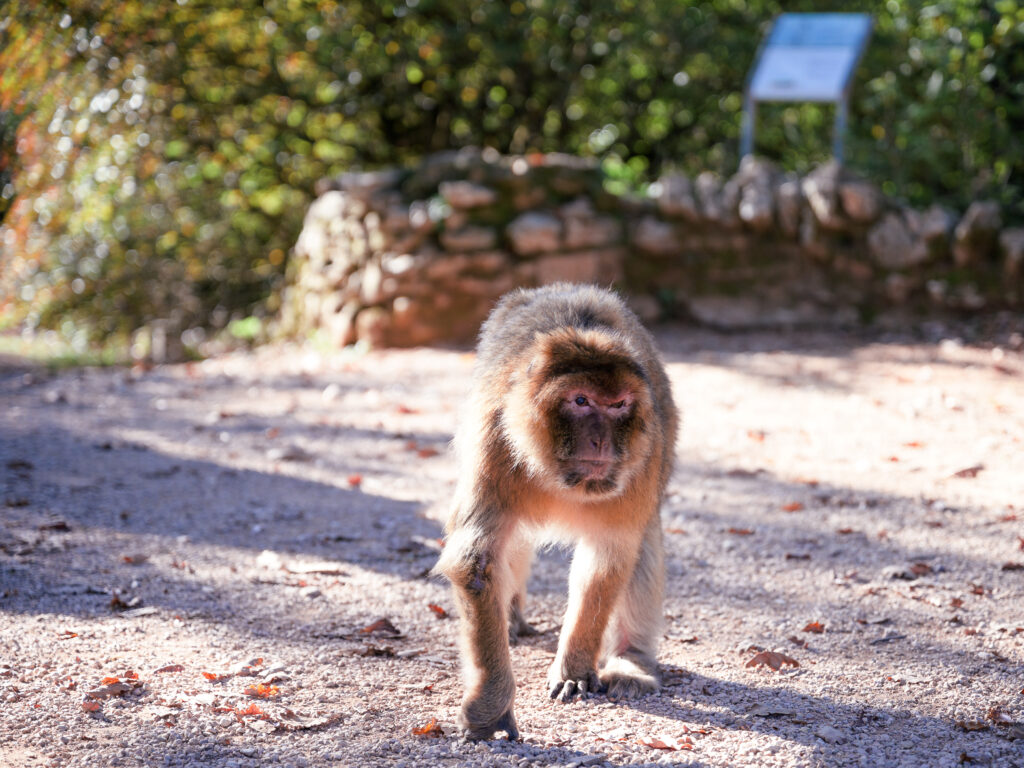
[436,283,678,740]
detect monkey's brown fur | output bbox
[436,284,678,740]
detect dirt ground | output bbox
[1,324,1023,768]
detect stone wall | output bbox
[280,148,1024,347]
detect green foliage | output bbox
[1,0,1022,346]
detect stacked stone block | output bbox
[281,148,1024,347]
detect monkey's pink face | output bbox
[554,388,637,493]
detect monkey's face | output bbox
[552,387,636,494]
[500,327,657,501]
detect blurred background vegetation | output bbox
[1,0,1022,354]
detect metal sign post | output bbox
[741,13,873,164]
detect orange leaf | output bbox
[81,700,102,713]
[101,677,120,685]
[244,683,280,699]
[412,717,444,737]
[781,502,804,512]
[361,618,401,636]
[417,447,440,458]
[802,621,825,634]
[346,474,363,487]
[202,671,228,681]
[837,527,856,535]
[747,430,766,442]
[427,604,448,619]
[727,527,754,536]
[745,651,799,671]
[155,664,184,674]
[236,703,266,718]
[903,441,924,448]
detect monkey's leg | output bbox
[437,524,519,741]
[599,515,664,699]
[548,539,631,702]
[506,534,539,644]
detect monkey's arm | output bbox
[548,535,635,702]
[436,516,520,740]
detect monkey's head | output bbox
[502,327,657,499]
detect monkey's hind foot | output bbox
[599,654,660,700]
[507,616,540,646]
[459,706,519,741]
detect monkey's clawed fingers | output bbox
[548,670,602,702]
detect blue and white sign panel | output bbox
[749,13,872,102]
[741,13,872,161]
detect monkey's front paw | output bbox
[547,669,602,702]
[459,693,519,741]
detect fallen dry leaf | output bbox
[360,618,402,636]
[346,474,363,488]
[81,700,102,713]
[745,651,800,671]
[244,683,280,699]
[666,527,687,535]
[788,636,808,648]
[122,554,149,565]
[909,562,933,577]
[1001,562,1024,572]
[903,441,924,448]
[276,709,344,731]
[86,681,133,699]
[785,553,811,561]
[427,604,448,619]
[747,430,766,442]
[781,502,804,512]
[411,717,445,737]
[802,621,825,634]
[957,720,990,732]
[235,703,268,719]
[951,464,985,479]
[727,527,754,536]
[837,527,856,535]
[417,447,440,458]
[202,671,230,681]
[357,645,395,657]
[987,707,1014,725]
[638,734,694,751]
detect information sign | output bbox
[741,13,872,162]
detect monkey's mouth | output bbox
[563,460,616,488]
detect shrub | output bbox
[1,0,1021,347]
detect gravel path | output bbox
[2,327,1023,768]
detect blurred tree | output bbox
[1,0,1021,349]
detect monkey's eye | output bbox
[574,395,589,407]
